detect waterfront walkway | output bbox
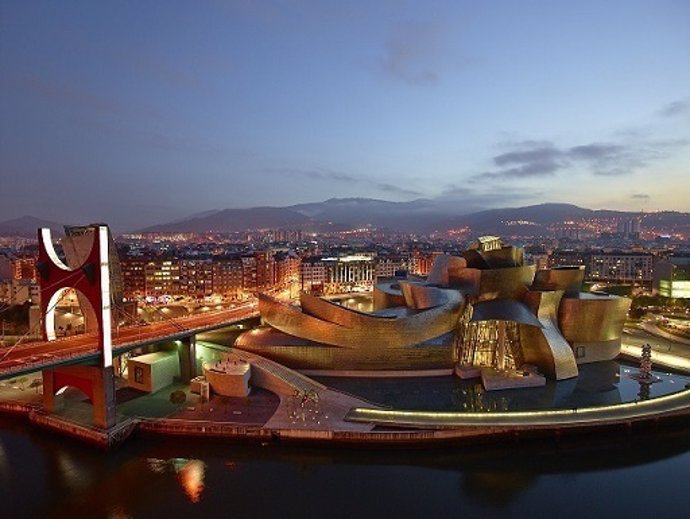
[640,322,690,346]
[620,344,690,374]
[345,328,690,431]
[198,343,376,431]
[5,335,690,448]
[345,386,690,429]
[622,323,690,374]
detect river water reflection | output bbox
[2,415,690,518]
[3,360,690,518]
[317,360,690,412]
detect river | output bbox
[2,414,690,518]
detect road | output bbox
[623,324,690,360]
[620,321,690,373]
[0,303,259,379]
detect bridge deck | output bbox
[0,305,259,380]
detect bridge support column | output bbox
[179,336,197,384]
[42,370,57,414]
[42,365,116,429]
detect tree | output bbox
[29,379,43,394]
[628,307,646,320]
[170,390,187,405]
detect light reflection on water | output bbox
[2,360,690,518]
[145,458,206,503]
[2,415,690,518]
[315,360,690,412]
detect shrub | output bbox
[169,390,187,405]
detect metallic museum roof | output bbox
[470,299,542,328]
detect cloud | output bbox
[439,185,472,197]
[567,143,625,161]
[567,143,640,176]
[493,147,562,166]
[473,143,565,180]
[377,21,448,85]
[658,99,689,118]
[483,145,564,179]
[472,137,688,181]
[495,138,554,150]
[631,193,650,200]
[267,168,422,197]
[479,160,562,180]
[375,183,423,197]
[434,184,542,212]
[281,169,358,183]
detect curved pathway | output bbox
[622,324,690,374]
[346,387,690,429]
[641,321,690,346]
[198,343,376,431]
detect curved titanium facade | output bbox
[427,255,468,286]
[399,282,452,310]
[237,253,471,371]
[373,281,406,310]
[476,265,536,302]
[235,326,457,371]
[558,293,631,363]
[462,249,491,269]
[519,290,579,380]
[482,246,524,268]
[300,292,395,327]
[258,293,463,350]
[470,299,542,328]
[463,245,523,269]
[532,266,585,296]
[445,267,482,297]
[237,241,631,379]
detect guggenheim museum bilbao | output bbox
[236,237,632,384]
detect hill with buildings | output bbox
[4,200,688,237]
[0,216,64,237]
[288,197,453,231]
[446,205,690,236]
[141,207,316,233]
[135,199,690,236]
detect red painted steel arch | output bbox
[37,226,112,367]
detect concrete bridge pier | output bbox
[42,365,117,429]
[178,336,198,384]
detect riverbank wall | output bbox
[3,397,690,450]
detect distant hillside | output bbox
[0,216,65,237]
[136,198,690,235]
[289,197,456,232]
[443,203,594,234]
[141,207,315,233]
[444,204,690,235]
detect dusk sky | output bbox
[1,0,689,230]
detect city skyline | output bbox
[3,3,690,516]
[1,1,689,230]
